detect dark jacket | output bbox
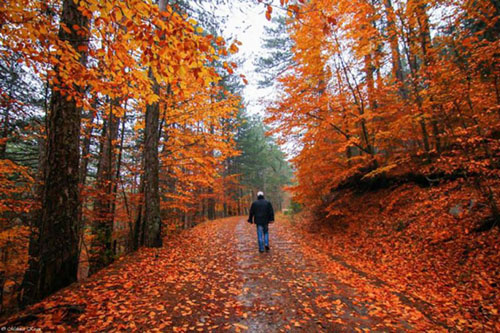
[248,198,274,225]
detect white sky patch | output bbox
[206,1,295,159]
[216,2,276,116]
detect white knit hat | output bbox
[257,191,264,197]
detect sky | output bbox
[191,1,295,157]
[216,2,276,117]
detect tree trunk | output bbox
[21,0,89,306]
[142,0,168,248]
[207,188,215,220]
[90,104,119,275]
[431,119,442,153]
[111,111,126,250]
[402,7,431,157]
[79,104,96,186]
[363,53,378,155]
[133,176,145,251]
[144,79,161,247]
[0,104,9,159]
[384,0,405,86]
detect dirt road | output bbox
[4,216,438,332]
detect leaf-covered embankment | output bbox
[291,179,500,331]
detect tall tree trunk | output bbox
[21,0,89,306]
[90,104,119,274]
[402,5,431,156]
[416,1,443,155]
[144,75,162,247]
[76,103,96,280]
[207,188,215,220]
[384,0,405,86]
[79,103,97,186]
[111,111,126,252]
[133,175,145,251]
[0,104,9,159]
[143,0,168,248]
[419,117,431,153]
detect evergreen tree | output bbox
[235,114,292,211]
[255,15,295,88]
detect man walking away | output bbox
[248,191,275,253]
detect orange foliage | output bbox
[267,0,500,216]
[0,0,243,309]
[263,0,500,330]
[290,179,500,331]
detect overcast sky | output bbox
[216,2,276,116]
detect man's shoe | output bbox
[259,249,264,253]
[265,246,270,252]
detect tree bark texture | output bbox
[144,72,162,247]
[142,0,167,248]
[90,107,119,275]
[22,0,89,305]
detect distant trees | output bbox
[235,114,292,212]
[255,14,294,89]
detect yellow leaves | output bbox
[121,6,132,20]
[113,8,123,22]
[0,159,34,226]
[215,36,225,46]
[233,323,248,330]
[361,164,398,180]
[134,121,145,132]
[223,61,234,74]
[146,93,160,105]
[178,65,187,79]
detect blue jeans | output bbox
[256,224,269,251]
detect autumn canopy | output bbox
[0,0,499,331]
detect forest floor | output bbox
[295,179,499,332]
[2,215,452,332]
